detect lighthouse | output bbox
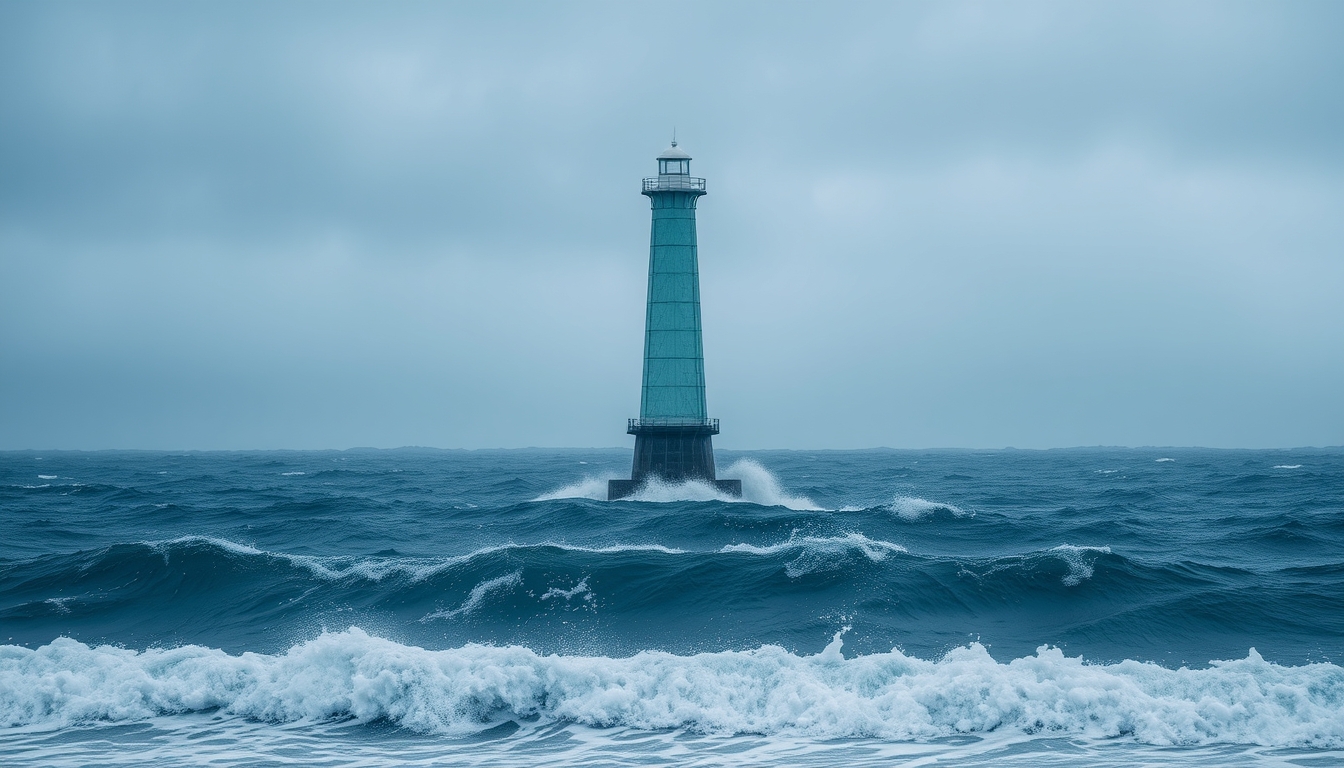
[608,142,742,500]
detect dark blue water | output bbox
[2,448,1342,766]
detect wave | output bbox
[886,496,968,521]
[147,536,687,583]
[721,533,906,578]
[959,544,1113,587]
[1049,544,1112,586]
[532,460,820,510]
[4,532,919,608]
[2,628,1341,747]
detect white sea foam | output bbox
[420,572,523,622]
[887,496,968,521]
[626,477,736,503]
[625,460,820,510]
[2,628,1341,748]
[722,533,906,578]
[534,460,820,510]
[281,471,305,476]
[43,597,74,614]
[1050,544,1112,586]
[1273,465,1302,470]
[1155,458,1176,463]
[540,577,593,604]
[37,475,56,480]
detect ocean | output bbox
[1,447,1341,766]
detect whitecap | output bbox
[1155,458,1176,462]
[3,629,1342,748]
[281,471,305,476]
[37,475,57,480]
[1050,544,1112,586]
[887,496,968,520]
[1273,465,1302,470]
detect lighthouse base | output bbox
[607,421,741,500]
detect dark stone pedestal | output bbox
[607,422,741,500]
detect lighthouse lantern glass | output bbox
[660,159,689,175]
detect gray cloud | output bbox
[1,1,1341,449]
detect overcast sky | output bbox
[1,1,1341,450]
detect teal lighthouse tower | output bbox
[608,142,742,500]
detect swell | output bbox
[2,628,1342,748]
[4,535,1337,663]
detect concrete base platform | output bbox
[608,478,742,501]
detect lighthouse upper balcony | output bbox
[643,175,706,193]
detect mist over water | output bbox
[2,447,1342,766]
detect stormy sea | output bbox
[1,447,1341,766]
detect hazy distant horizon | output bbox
[5,443,1342,453]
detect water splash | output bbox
[533,459,819,510]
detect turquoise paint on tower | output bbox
[609,142,740,499]
[640,146,708,422]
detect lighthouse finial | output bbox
[671,127,677,147]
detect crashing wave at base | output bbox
[3,628,1341,747]
[535,459,820,510]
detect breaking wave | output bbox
[887,496,968,520]
[3,628,1341,747]
[1049,544,1112,586]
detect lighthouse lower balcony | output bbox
[627,417,719,435]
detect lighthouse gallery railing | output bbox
[643,176,706,193]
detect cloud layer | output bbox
[2,1,1341,449]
